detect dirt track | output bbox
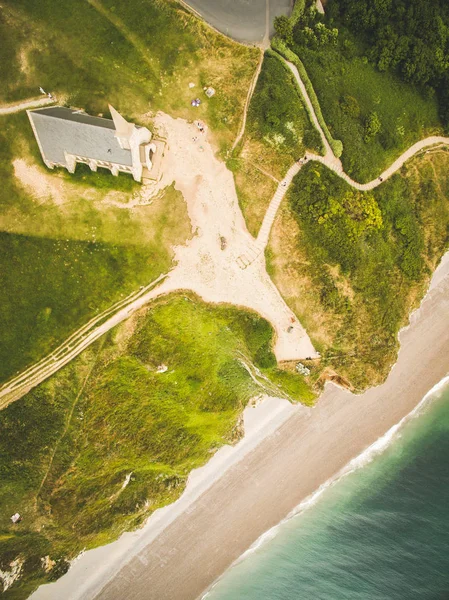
[0,96,54,115]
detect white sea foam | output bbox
[202,375,449,598]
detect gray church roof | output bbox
[28,106,133,166]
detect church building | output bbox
[27,105,156,182]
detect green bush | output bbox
[291,0,307,25]
[273,15,293,45]
[364,111,382,143]
[340,94,360,118]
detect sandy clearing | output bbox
[147,112,317,362]
[0,111,317,409]
[13,159,66,204]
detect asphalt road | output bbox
[182,0,292,43]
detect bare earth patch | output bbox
[268,204,339,350]
[146,112,317,362]
[13,158,66,205]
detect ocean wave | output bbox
[202,375,449,598]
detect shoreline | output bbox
[31,252,449,600]
[30,396,304,600]
[204,373,449,597]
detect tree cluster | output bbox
[289,165,383,272]
[330,0,449,127]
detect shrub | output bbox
[340,94,360,118]
[364,111,382,143]
[274,16,293,45]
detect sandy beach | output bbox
[30,253,449,600]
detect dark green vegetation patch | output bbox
[247,51,323,162]
[275,0,443,182]
[269,154,449,389]
[333,0,449,127]
[0,295,313,597]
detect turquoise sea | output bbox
[207,381,449,600]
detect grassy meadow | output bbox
[232,51,323,236]
[268,152,449,389]
[0,113,191,383]
[288,15,443,183]
[0,294,314,598]
[1,0,258,150]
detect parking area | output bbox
[182,0,292,43]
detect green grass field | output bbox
[1,0,258,149]
[268,152,449,389]
[0,231,167,383]
[0,294,314,598]
[292,33,442,182]
[0,113,191,384]
[0,0,259,382]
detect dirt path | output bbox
[285,60,341,168]
[0,274,167,409]
[0,96,55,115]
[231,0,272,152]
[0,112,318,409]
[231,49,264,152]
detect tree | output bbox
[336,0,449,127]
[364,111,381,142]
[274,16,293,45]
[340,94,360,118]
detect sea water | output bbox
[206,382,449,600]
